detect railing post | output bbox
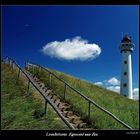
[37,66,39,75]
[49,73,52,87]
[27,63,29,70]
[64,83,67,100]
[27,80,30,94]
[12,60,14,70]
[16,68,21,84]
[32,65,34,74]
[39,66,41,73]
[38,66,41,75]
[9,59,12,67]
[1,59,4,64]
[5,57,9,64]
[17,68,21,80]
[44,100,48,114]
[25,61,27,70]
[88,101,91,119]
[8,58,10,65]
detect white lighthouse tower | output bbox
[119,34,134,99]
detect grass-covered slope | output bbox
[1,64,68,130]
[30,66,139,130]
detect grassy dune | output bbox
[30,66,139,130]
[1,64,68,130]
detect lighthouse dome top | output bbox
[119,33,134,53]
[121,34,132,43]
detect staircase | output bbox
[24,70,92,130]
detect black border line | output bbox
[0,0,139,5]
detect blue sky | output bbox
[2,5,139,98]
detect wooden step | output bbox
[78,123,87,129]
[45,89,52,94]
[41,86,48,92]
[72,120,83,125]
[42,87,49,93]
[62,110,73,117]
[67,115,81,123]
[59,105,71,111]
[30,75,34,78]
[34,79,39,82]
[66,111,74,117]
[60,108,71,112]
[51,95,59,102]
[63,111,74,117]
[58,104,71,109]
[47,94,53,99]
[58,102,70,108]
[39,83,45,88]
[52,94,57,98]
[34,77,38,81]
[44,88,50,93]
[42,86,46,90]
[51,97,57,103]
[71,123,79,128]
[50,94,55,99]
[54,99,61,106]
[62,111,68,117]
[32,75,37,79]
[70,122,85,129]
[36,81,40,84]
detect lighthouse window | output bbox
[123,83,127,87]
[124,72,127,75]
[124,61,127,64]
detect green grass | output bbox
[29,66,139,130]
[1,64,68,130]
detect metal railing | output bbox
[2,56,75,130]
[25,61,133,130]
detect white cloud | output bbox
[107,86,120,93]
[133,88,139,94]
[41,36,101,61]
[94,77,120,93]
[107,77,120,86]
[106,87,139,99]
[94,77,139,100]
[94,82,103,86]
[133,88,139,100]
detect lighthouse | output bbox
[119,34,134,99]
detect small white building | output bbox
[119,34,134,99]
